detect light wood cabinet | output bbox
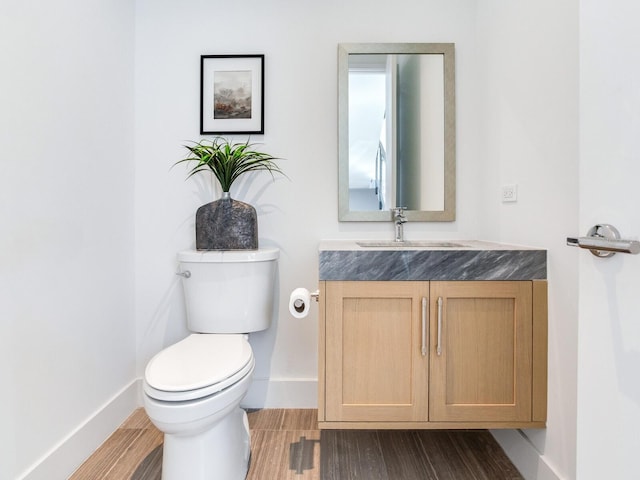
[318,280,547,429]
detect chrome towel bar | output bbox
[567,224,640,257]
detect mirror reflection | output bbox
[338,43,456,222]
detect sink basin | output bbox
[356,240,468,248]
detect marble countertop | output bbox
[318,240,547,281]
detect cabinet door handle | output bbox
[436,296,443,356]
[421,297,427,356]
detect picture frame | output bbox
[200,54,264,135]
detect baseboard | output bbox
[18,376,314,479]
[19,379,140,480]
[491,429,563,480]
[242,377,317,408]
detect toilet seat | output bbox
[144,334,253,402]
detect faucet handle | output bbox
[392,206,408,221]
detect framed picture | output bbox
[200,54,264,135]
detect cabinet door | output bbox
[325,281,429,422]
[429,281,532,422]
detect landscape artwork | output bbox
[213,70,252,119]
[200,54,263,134]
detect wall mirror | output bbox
[338,43,456,221]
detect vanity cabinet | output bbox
[318,280,547,429]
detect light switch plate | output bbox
[501,184,518,202]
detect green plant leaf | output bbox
[175,137,286,192]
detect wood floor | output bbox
[70,408,522,479]
[321,430,522,480]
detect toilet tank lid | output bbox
[178,248,279,263]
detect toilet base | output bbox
[161,407,250,480]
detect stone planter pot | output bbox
[195,192,258,250]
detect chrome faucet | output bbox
[392,206,407,242]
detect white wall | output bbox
[134,0,481,406]
[475,1,579,479]
[135,3,584,478]
[577,1,640,478]
[0,1,137,478]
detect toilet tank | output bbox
[177,248,279,333]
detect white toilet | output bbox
[143,248,279,480]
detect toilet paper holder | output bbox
[289,288,320,319]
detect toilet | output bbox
[143,248,279,480]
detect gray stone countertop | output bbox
[318,240,547,281]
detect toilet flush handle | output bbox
[176,270,191,279]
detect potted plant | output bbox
[175,137,284,250]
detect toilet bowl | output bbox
[142,248,278,480]
[144,334,255,480]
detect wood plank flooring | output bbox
[70,408,522,479]
[70,409,163,479]
[321,430,522,480]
